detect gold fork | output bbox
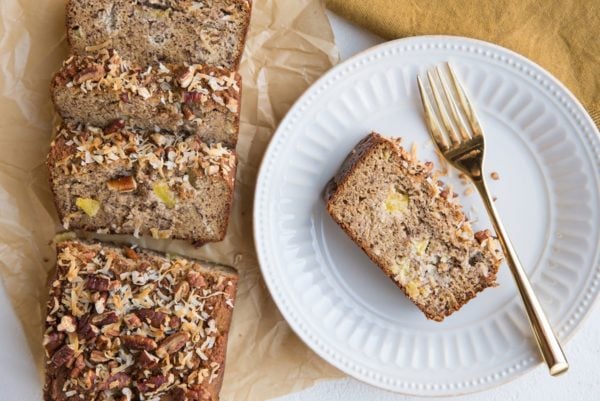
[417,63,568,376]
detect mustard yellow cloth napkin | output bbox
[326,0,600,128]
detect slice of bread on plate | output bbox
[325,132,502,321]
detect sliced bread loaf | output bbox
[48,122,237,244]
[44,239,237,401]
[66,0,252,69]
[325,132,502,321]
[51,49,241,147]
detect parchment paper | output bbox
[0,0,344,399]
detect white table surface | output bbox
[273,11,600,401]
[0,10,598,401]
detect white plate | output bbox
[253,36,600,396]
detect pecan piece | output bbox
[474,229,492,244]
[85,275,111,291]
[74,64,105,84]
[122,335,157,351]
[90,350,109,363]
[137,375,167,393]
[135,308,166,328]
[103,119,125,134]
[107,176,137,192]
[183,91,202,104]
[99,372,131,390]
[51,345,74,367]
[123,247,139,260]
[91,311,118,327]
[182,104,194,120]
[81,369,96,390]
[124,313,142,329]
[187,271,206,289]
[77,315,99,341]
[43,331,65,355]
[70,354,85,378]
[137,350,159,369]
[156,332,189,357]
[168,315,181,330]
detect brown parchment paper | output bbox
[0,0,344,399]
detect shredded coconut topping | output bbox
[44,241,236,400]
[52,123,236,179]
[56,49,240,114]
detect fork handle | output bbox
[473,178,569,376]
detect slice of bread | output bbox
[325,132,502,321]
[44,239,237,401]
[47,122,237,244]
[66,0,252,70]
[51,49,241,148]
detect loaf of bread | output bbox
[47,122,237,244]
[66,0,252,70]
[43,239,238,401]
[52,49,241,148]
[325,133,502,321]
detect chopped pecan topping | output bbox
[103,119,125,135]
[123,247,139,260]
[183,91,202,104]
[137,350,159,368]
[135,308,166,328]
[99,372,131,390]
[90,350,109,363]
[91,311,118,326]
[168,315,181,330]
[122,335,157,351]
[474,229,492,244]
[156,332,189,357]
[182,104,194,120]
[69,355,85,378]
[85,275,111,291]
[74,64,105,84]
[77,315,100,340]
[46,241,237,399]
[43,331,65,355]
[137,375,167,393]
[52,345,74,367]
[124,313,142,329]
[187,271,206,288]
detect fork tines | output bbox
[417,63,483,151]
